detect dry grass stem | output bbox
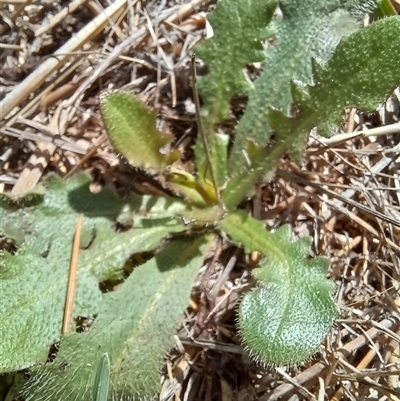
[62,214,84,334]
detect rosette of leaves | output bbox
[98,0,400,373]
[98,1,400,371]
[1,0,399,400]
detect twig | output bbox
[2,55,88,128]
[331,335,384,400]
[262,316,400,401]
[276,169,400,229]
[275,367,316,400]
[313,122,400,147]
[10,142,56,196]
[62,214,84,334]
[1,126,88,154]
[34,0,89,37]
[164,0,209,24]
[1,0,29,3]
[0,43,23,50]
[0,0,128,120]
[64,134,108,179]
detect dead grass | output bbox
[1,0,399,400]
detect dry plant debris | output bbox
[1,0,400,400]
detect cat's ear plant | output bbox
[1,0,399,399]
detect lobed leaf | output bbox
[193,0,276,187]
[0,174,186,372]
[220,211,339,365]
[100,91,181,170]
[195,0,275,126]
[22,236,212,401]
[269,16,400,144]
[231,0,374,153]
[228,0,380,194]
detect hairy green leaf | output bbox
[223,10,400,212]
[178,205,223,225]
[269,16,400,145]
[22,236,211,401]
[220,211,339,365]
[229,0,377,172]
[100,91,181,170]
[194,0,276,186]
[212,133,229,189]
[124,191,189,225]
[0,185,45,208]
[195,0,275,126]
[221,141,268,211]
[0,174,186,372]
[225,0,377,205]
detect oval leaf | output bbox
[220,211,339,365]
[100,91,181,170]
